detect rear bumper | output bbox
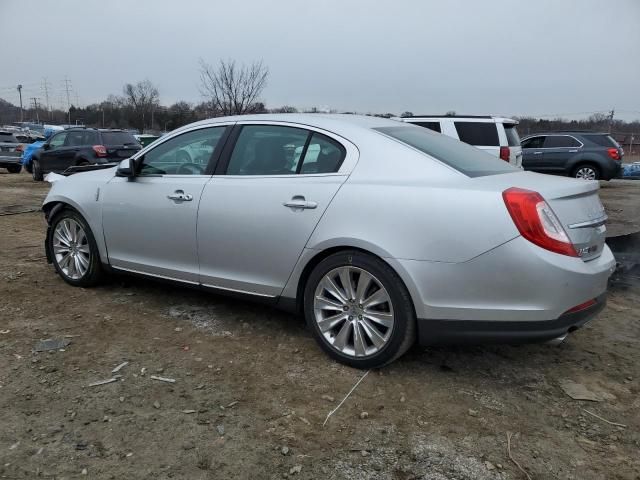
[417,293,606,345]
[0,156,22,167]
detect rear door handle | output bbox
[569,149,578,153]
[283,196,317,209]
[533,151,543,155]
[167,190,193,202]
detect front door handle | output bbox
[533,151,543,155]
[283,196,317,209]
[167,190,193,202]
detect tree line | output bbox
[1,59,638,141]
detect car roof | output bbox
[523,131,610,137]
[396,115,518,124]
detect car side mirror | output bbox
[43,143,51,150]
[116,158,136,179]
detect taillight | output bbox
[564,299,597,315]
[607,148,620,160]
[16,144,24,153]
[92,145,107,157]
[499,146,510,162]
[502,187,578,257]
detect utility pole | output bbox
[42,77,51,120]
[17,84,23,122]
[608,108,615,133]
[63,77,72,125]
[30,97,41,123]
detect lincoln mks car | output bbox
[42,114,615,368]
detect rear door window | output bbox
[521,136,545,149]
[453,122,499,146]
[504,124,521,146]
[412,121,441,133]
[374,126,516,177]
[299,133,346,174]
[544,136,581,148]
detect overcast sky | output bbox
[1,0,639,120]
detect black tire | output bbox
[32,159,43,181]
[25,163,33,174]
[7,164,21,173]
[303,250,416,368]
[572,164,600,180]
[48,208,104,287]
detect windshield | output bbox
[373,126,518,177]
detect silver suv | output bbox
[394,115,523,167]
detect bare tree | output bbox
[199,59,268,116]
[123,79,159,132]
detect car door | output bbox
[101,125,231,283]
[541,135,582,173]
[197,123,356,297]
[521,136,546,171]
[40,131,68,172]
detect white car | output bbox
[395,115,523,168]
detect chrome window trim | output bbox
[521,134,584,149]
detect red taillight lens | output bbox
[607,148,620,160]
[92,145,107,157]
[502,187,578,257]
[564,299,597,314]
[499,146,510,162]
[16,144,24,152]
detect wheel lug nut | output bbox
[343,306,349,311]
[358,315,363,320]
[348,316,353,320]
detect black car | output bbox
[521,132,623,180]
[31,128,141,181]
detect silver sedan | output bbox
[42,114,615,368]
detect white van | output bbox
[394,115,523,168]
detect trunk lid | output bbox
[471,171,607,261]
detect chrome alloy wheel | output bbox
[575,167,597,180]
[313,266,394,357]
[53,218,91,280]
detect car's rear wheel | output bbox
[32,159,43,181]
[49,209,104,287]
[573,164,600,180]
[304,250,416,368]
[7,164,21,173]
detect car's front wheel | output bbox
[304,250,416,368]
[49,209,104,287]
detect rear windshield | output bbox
[504,124,521,146]
[587,134,619,148]
[454,122,499,146]
[412,121,441,133]
[101,131,138,145]
[374,126,517,178]
[0,133,17,142]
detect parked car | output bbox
[31,128,141,181]
[133,134,160,148]
[42,114,614,368]
[0,130,24,173]
[521,132,623,180]
[394,115,523,167]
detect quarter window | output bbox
[454,122,499,146]
[544,136,581,148]
[138,127,226,176]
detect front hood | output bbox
[59,165,117,183]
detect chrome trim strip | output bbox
[568,214,608,229]
[111,266,199,285]
[201,283,276,298]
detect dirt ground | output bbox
[1,172,639,480]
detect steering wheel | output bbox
[176,162,205,175]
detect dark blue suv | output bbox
[521,132,623,180]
